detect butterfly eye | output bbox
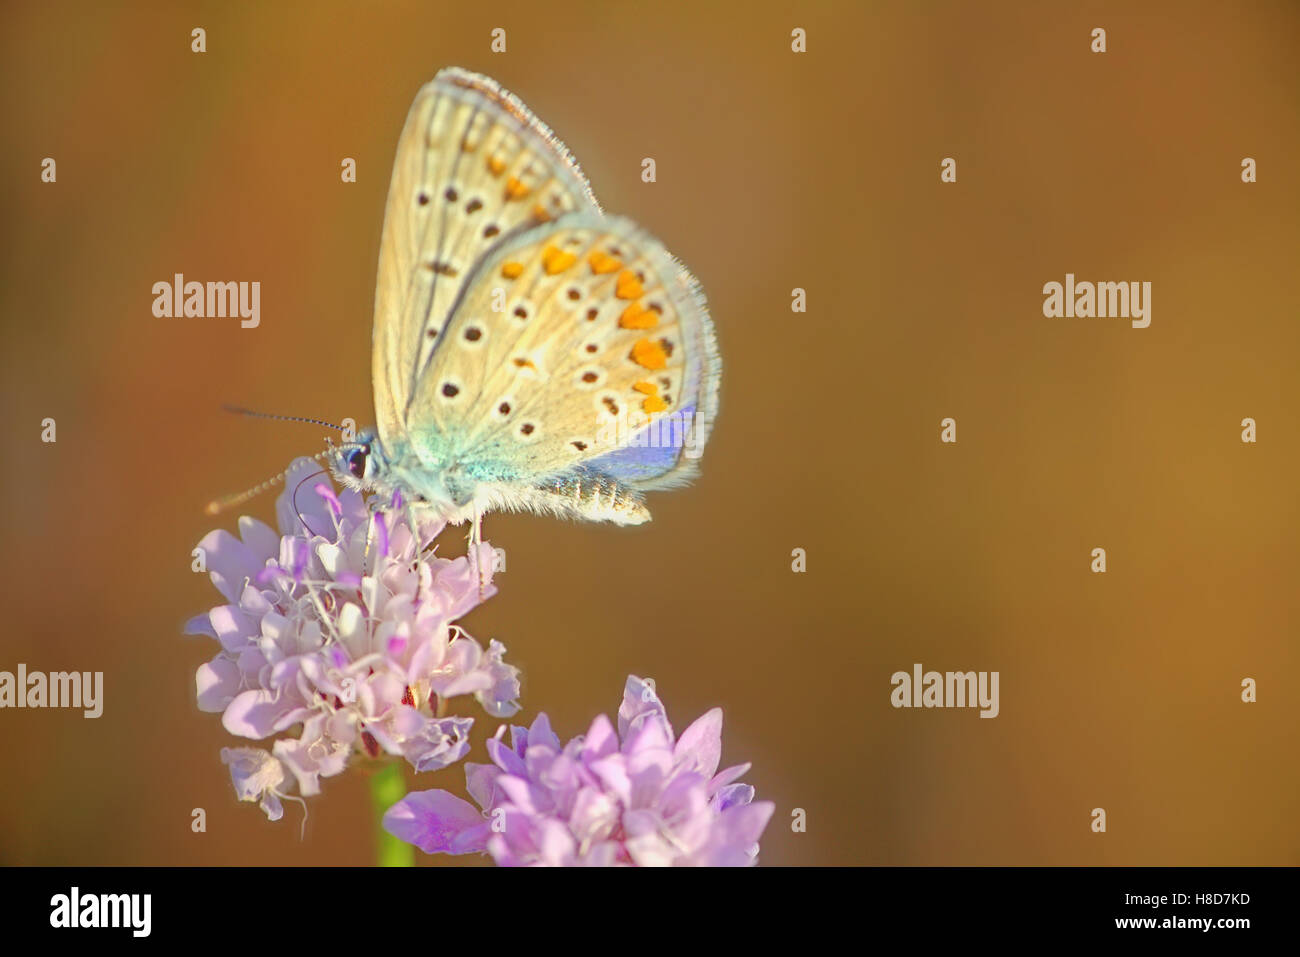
[347,446,369,480]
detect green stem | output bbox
[371,762,415,867]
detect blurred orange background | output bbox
[1,0,1296,865]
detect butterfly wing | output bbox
[404,211,721,516]
[371,67,600,455]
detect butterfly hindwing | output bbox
[371,67,599,453]
[404,212,720,500]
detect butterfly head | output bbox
[329,427,388,491]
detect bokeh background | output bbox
[1,0,1296,866]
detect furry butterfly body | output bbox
[332,68,720,526]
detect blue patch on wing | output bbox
[588,405,696,483]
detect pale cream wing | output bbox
[406,212,716,484]
[370,67,599,450]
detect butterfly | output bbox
[329,67,721,529]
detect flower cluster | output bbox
[186,458,519,820]
[383,676,775,866]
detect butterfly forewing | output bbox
[406,212,719,490]
[372,67,599,451]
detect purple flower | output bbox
[383,676,774,866]
[188,458,520,819]
[220,747,290,822]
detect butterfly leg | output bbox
[469,501,487,599]
[405,499,425,585]
[362,502,377,575]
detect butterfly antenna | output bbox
[222,404,348,433]
[205,450,331,516]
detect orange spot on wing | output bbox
[501,262,524,279]
[487,156,506,176]
[532,203,550,222]
[542,244,577,275]
[619,302,658,330]
[630,338,668,370]
[505,176,530,200]
[632,381,659,395]
[642,395,668,414]
[615,270,644,300]
[588,250,623,275]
